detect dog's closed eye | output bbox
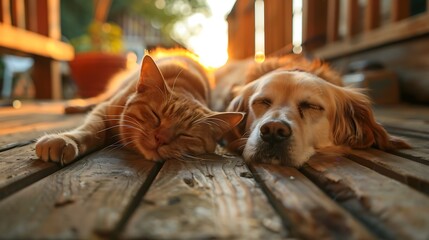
[253,97,272,108]
[298,101,324,118]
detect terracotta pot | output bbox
[69,52,127,98]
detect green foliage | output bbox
[126,0,210,37]
[61,0,210,51]
[71,21,123,53]
[61,0,94,40]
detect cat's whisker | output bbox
[95,121,144,135]
[103,136,139,153]
[171,68,183,91]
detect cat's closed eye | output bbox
[150,109,161,127]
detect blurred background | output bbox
[0,0,428,106]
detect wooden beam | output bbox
[0,0,11,25]
[0,23,74,60]
[313,12,429,59]
[365,0,380,31]
[391,0,410,22]
[327,0,339,42]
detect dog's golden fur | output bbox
[215,55,410,167]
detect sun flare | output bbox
[174,1,235,68]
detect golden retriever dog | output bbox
[216,55,410,167]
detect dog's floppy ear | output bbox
[332,87,410,150]
[223,81,257,153]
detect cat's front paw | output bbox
[35,135,79,165]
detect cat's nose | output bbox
[155,128,173,146]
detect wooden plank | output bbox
[327,0,339,42]
[0,102,85,147]
[377,117,429,135]
[391,0,410,22]
[364,0,380,31]
[384,128,429,165]
[313,12,429,59]
[0,143,59,200]
[302,155,429,240]
[0,106,83,199]
[250,163,375,240]
[0,114,84,150]
[0,23,74,60]
[0,149,157,239]
[374,105,429,121]
[348,149,429,194]
[123,156,287,239]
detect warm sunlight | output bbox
[175,1,235,68]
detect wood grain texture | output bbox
[251,163,375,240]
[0,114,84,147]
[123,155,287,239]
[302,155,429,240]
[348,149,429,194]
[0,143,59,200]
[0,149,156,239]
[0,103,85,147]
[384,130,429,165]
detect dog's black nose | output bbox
[260,120,291,143]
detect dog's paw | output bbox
[35,135,79,165]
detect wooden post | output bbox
[32,0,62,99]
[11,0,25,28]
[327,0,339,42]
[347,0,360,38]
[264,0,292,56]
[365,0,380,31]
[302,0,327,51]
[391,0,410,22]
[93,0,111,23]
[24,0,38,31]
[0,0,11,25]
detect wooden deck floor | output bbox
[0,102,428,239]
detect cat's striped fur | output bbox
[36,49,243,164]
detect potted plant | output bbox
[69,21,127,98]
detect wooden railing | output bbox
[306,0,429,60]
[0,0,74,99]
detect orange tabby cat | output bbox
[36,49,244,165]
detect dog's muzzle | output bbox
[259,119,292,144]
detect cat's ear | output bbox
[208,112,245,137]
[137,55,168,93]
